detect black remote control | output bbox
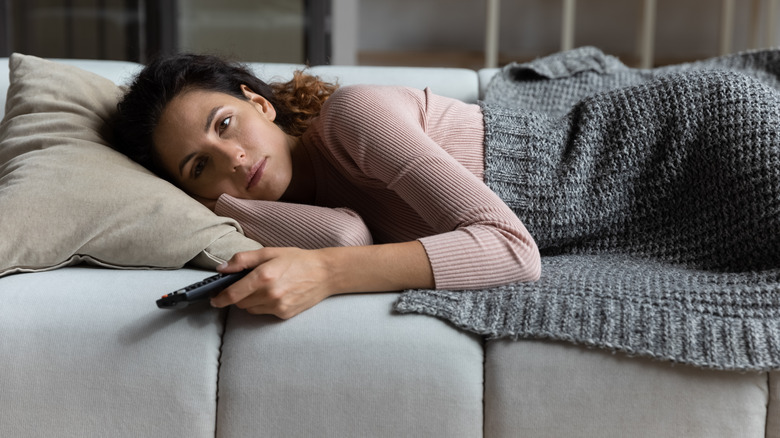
[156,271,250,309]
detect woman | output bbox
[114,53,542,319]
[117,51,780,323]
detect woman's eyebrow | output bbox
[204,105,223,132]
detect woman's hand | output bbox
[211,248,334,319]
[212,241,434,319]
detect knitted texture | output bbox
[395,47,780,371]
[483,45,780,118]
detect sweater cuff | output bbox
[419,229,540,290]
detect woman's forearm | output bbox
[212,241,433,319]
[321,240,434,294]
[215,195,374,249]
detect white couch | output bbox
[0,57,777,438]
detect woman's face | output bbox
[153,85,296,204]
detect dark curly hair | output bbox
[113,53,338,176]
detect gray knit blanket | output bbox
[394,47,780,372]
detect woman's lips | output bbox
[246,158,267,190]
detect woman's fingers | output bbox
[213,274,312,319]
[211,249,273,308]
[210,248,331,319]
[217,249,271,273]
[210,273,259,308]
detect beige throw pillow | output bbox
[0,53,262,276]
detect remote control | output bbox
[156,271,250,309]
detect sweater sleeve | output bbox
[316,85,541,289]
[214,194,373,249]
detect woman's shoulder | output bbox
[306,85,432,168]
[313,85,429,145]
[324,84,426,115]
[330,83,425,98]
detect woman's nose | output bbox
[231,148,246,169]
[217,144,246,170]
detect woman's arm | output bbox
[215,194,373,249]
[211,85,539,319]
[210,241,432,319]
[211,195,429,319]
[320,85,541,289]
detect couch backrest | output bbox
[0,58,142,116]
[1,57,493,120]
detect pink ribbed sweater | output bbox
[215,85,540,289]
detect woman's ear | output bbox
[240,84,277,121]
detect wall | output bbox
[5,0,131,60]
[177,0,305,63]
[357,0,780,68]
[4,0,777,67]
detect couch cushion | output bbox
[478,67,500,100]
[216,293,484,438]
[311,64,480,103]
[0,53,262,276]
[484,339,769,438]
[0,267,225,437]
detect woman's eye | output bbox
[193,157,208,178]
[218,116,231,133]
